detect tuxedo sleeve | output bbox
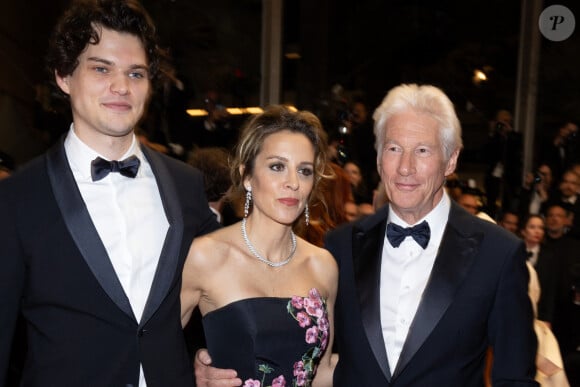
[0,184,26,385]
[191,171,222,236]
[488,242,539,386]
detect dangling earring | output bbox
[304,203,310,226]
[244,188,252,218]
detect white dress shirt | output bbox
[528,190,543,215]
[65,126,168,387]
[209,205,222,224]
[380,191,450,373]
[563,194,577,205]
[527,244,540,267]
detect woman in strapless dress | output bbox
[181,105,338,387]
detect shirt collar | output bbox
[209,206,222,224]
[64,124,144,180]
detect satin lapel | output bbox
[353,212,391,381]
[46,142,135,320]
[393,204,482,379]
[139,147,183,326]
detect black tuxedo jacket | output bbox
[325,202,538,386]
[0,139,220,386]
[533,245,559,323]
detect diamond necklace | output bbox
[241,218,297,267]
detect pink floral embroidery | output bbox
[305,326,319,344]
[320,329,329,351]
[252,288,328,387]
[271,375,286,387]
[291,295,304,309]
[317,316,329,331]
[293,360,304,376]
[296,311,311,328]
[243,379,261,387]
[288,288,329,386]
[303,291,324,318]
[295,372,307,386]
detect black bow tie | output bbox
[90,155,140,181]
[387,220,431,249]
[527,251,534,258]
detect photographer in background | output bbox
[541,121,579,183]
[336,98,378,192]
[518,163,555,218]
[545,169,580,239]
[483,109,523,218]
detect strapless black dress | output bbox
[202,288,329,387]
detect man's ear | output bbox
[445,149,460,176]
[54,70,71,95]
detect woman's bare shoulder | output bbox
[186,223,241,270]
[298,237,337,263]
[297,237,338,283]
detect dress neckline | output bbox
[202,288,323,319]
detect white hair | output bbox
[373,84,463,161]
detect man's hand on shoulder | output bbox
[194,348,242,387]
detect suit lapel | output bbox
[139,146,183,326]
[46,141,136,320]
[353,208,391,381]
[393,203,482,378]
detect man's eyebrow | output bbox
[87,57,113,65]
[129,64,149,71]
[86,57,149,71]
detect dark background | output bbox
[1,0,579,170]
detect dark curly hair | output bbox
[46,0,171,93]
